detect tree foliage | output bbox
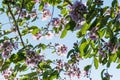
[0,0,120,80]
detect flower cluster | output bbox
[55,60,81,79]
[42,9,51,21]
[32,31,54,40]
[64,63,81,79]
[55,44,67,56]
[2,68,13,79]
[55,60,64,71]
[70,1,86,22]
[88,27,98,40]
[1,41,13,59]
[26,51,44,67]
[51,18,60,28]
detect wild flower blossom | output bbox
[26,51,44,67]
[30,10,37,19]
[88,27,98,40]
[56,60,63,71]
[2,68,13,79]
[2,41,13,52]
[19,9,28,18]
[42,9,51,21]
[89,33,98,40]
[98,49,106,59]
[64,63,81,79]
[56,44,67,56]
[70,1,86,22]
[45,31,53,39]
[1,41,13,59]
[51,18,60,28]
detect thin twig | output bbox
[64,0,72,6]
[7,4,25,47]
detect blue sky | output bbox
[0,0,120,80]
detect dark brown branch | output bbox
[7,4,25,47]
[64,0,72,6]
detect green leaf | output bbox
[22,29,29,36]
[98,28,106,38]
[67,20,76,31]
[67,49,74,58]
[26,1,35,11]
[49,70,59,80]
[94,57,99,69]
[79,39,89,57]
[84,65,91,71]
[61,8,67,16]
[39,1,44,10]
[116,64,120,69]
[78,22,90,36]
[60,29,67,38]
[21,72,37,77]
[101,69,105,79]
[1,59,11,71]
[19,64,27,72]
[112,53,117,62]
[32,28,39,35]
[0,8,4,12]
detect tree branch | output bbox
[64,0,72,6]
[7,4,25,47]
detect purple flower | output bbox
[26,51,44,67]
[30,10,37,19]
[89,33,98,40]
[56,44,67,56]
[2,41,13,52]
[88,27,99,40]
[56,60,64,71]
[2,51,10,59]
[1,41,13,59]
[51,18,60,28]
[45,31,54,39]
[2,68,13,79]
[42,9,51,21]
[70,1,86,22]
[98,49,106,59]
